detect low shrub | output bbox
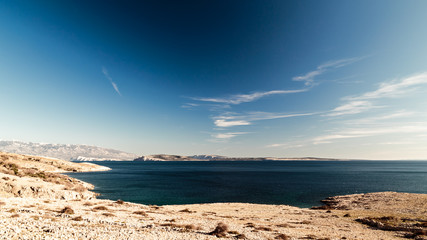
[60,206,74,215]
[72,216,83,221]
[93,206,108,211]
[209,222,228,237]
[133,211,147,216]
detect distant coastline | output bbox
[133,154,348,162]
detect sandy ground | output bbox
[0,152,426,240]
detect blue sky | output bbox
[1,0,427,159]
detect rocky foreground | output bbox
[0,152,426,240]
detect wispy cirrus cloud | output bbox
[293,57,362,86]
[345,110,415,124]
[102,66,121,96]
[312,123,427,145]
[327,73,427,116]
[214,112,317,128]
[214,118,251,127]
[184,57,364,143]
[191,89,307,105]
[213,132,248,139]
[349,72,427,100]
[328,101,377,116]
[268,121,427,148]
[207,131,250,142]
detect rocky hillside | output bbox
[0,140,138,161]
[0,151,109,200]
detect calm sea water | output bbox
[66,160,427,208]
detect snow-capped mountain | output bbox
[0,140,138,161]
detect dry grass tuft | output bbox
[178,208,194,213]
[255,226,273,231]
[235,233,247,239]
[60,206,74,215]
[83,202,94,206]
[102,212,116,217]
[160,223,201,232]
[10,213,20,218]
[275,234,290,240]
[115,199,124,204]
[72,216,83,221]
[92,206,108,211]
[209,222,229,237]
[133,211,147,216]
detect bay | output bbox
[66,160,427,208]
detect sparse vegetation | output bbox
[132,211,147,216]
[275,234,290,240]
[255,226,273,231]
[93,206,108,211]
[60,206,74,215]
[72,216,83,221]
[115,199,124,204]
[209,222,229,237]
[10,213,20,218]
[276,224,289,228]
[356,216,427,239]
[160,223,200,232]
[102,212,115,217]
[178,208,194,213]
[235,233,247,239]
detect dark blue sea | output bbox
[66,160,427,208]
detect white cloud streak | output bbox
[102,66,121,96]
[328,101,377,116]
[345,110,415,125]
[214,119,251,127]
[214,112,317,127]
[269,122,427,148]
[191,89,307,105]
[328,73,427,116]
[312,123,427,145]
[350,73,427,100]
[213,132,248,140]
[293,57,362,86]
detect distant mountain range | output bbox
[134,154,343,161]
[0,140,138,161]
[0,141,344,162]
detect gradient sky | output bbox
[1,0,427,159]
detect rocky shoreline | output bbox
[1,152,426,239]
